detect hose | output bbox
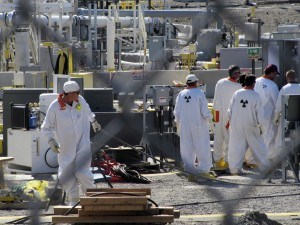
[44,148,59,169]
[113,164,151,184]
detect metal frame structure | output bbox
[281,94,300,183]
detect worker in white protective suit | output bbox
[227,74,270,175]
[41,81,101,206]
[254,64,280,159]
[174,74,215,180]
[273,70,300,161]
[212,65,242,169]
[238,73,258,169]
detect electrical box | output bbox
[152,86,170,106]
[285,95,300,121]
[245,22,260,42]
[13,72,25,87]
[118,92,134,109]
[84,88,114,112]
[7,129,58,174]
[220,47,254,69]
[149,36,166,61]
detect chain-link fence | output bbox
[1,0,300,224]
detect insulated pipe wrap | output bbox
[107,18,115,71]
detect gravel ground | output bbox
[2,164,300,225]
[1,168,299,224]
[103,168,300,225]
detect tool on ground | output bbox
[92,150,150,184]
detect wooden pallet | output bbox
[52,188,180,224]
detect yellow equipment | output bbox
[0,189,18,203]
[180,53,197,69]
[0,195,16,203]
[120,1,135,9]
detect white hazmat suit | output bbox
[254,76,279,159]
[227,88,270,173]
[273,83,300,160]
[42,94,96,204]
[174,87,212,174]
[212,78,241,163]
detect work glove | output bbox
[92,120,101,132]
[48,139,60,153]
[274,112,280,125]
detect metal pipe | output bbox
[121,60,145,66]
[107,18,115,71]
[77,8,209,18]
[0,13,137,29]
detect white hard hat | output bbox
[63,81,80,93]
[186,74,198,83]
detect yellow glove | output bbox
[48,139,60,153]
[212,109,219,123]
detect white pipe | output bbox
[47,15,133,28]
[93,2,97,49]
[121,52,148,56]
[121,60,145,66]
[107,18,115,71]
[133,6,136,50]
[0,13,149,29]
[133,17,153,25]
[45,15,73,28]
